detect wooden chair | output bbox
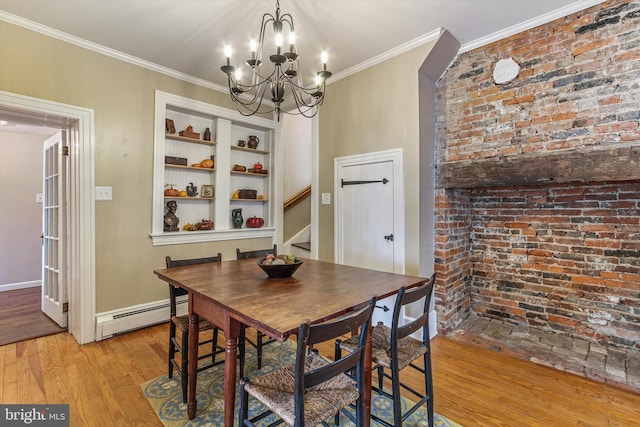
[236,244,277,369]
[166,253,245,403]
[240,297,377,427]
[335,273,436,427]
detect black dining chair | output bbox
[240,297,377,427]
[335,273,436,427]
[165,253,245,403]
[236,244,277,369]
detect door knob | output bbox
[384,234,394,242]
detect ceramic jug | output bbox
[231,208,243,229]
[247,135,259,149]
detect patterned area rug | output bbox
[141,340,461,426]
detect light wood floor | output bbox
[1,323,638,427]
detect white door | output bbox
[335,149,405,326]
[41,131,68,327]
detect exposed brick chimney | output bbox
[434,0,640,351]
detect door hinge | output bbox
[62,146,70,156]
[63,302,69,313]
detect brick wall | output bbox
[437,0,640,165]
[471,181,640,347]
[434,188,472,332]
[434,0,640,349]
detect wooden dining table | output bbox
[154,257,426,426]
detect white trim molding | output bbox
[0,280,40,292]
[0,90,96,344]
[460,0,606,52]
[0,10,228,95]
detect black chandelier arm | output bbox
[280,76,326,94]
[258,14,276,48]
[245,64,279,87]
[279,13,294,31]
[285,103,321,119]
[229,81,276,117]
[230,84,269,109]
[289,84,325,109]
[227,74,268,105]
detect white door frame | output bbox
[333,148,405,273]
[1,90,96,344]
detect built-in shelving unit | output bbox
[151,91,278,246]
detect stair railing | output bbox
[283,185,311,213]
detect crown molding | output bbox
[0,10,229,95]
[329,28,443,84]
[460,0,606,53]
[2,0,606,89]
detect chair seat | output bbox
[339,324,427,370]
[172,315,214,333]
[243,351,359,426]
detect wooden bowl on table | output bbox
[257,258,303,278]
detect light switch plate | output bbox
[36,193,43,203]
[96,186,112,201]
[321,193,331,205]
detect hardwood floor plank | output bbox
[0,342,18,402]
[1,323,639,426]
[428,337,640,427]
[41,335,72,403]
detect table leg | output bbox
[187,311,199,420]
[363,324,372,427]
[224,319,241,427]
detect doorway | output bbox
[334,148,405,326]
[0,90,96,344]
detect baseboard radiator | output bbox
[95,298,437,342]
[95,296,187,341]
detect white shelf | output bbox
[151,91,277,245]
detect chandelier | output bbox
[221,0,332,121]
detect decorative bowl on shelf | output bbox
[257,257,303,278]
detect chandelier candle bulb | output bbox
[288,32,295,52]
[224,45,232,64]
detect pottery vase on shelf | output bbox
[232,208,243,229]
[247,135,259,149]
[203,127,211,141]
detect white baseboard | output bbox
[429,309,438,339]
[95,296,187,341]
[0,280,40,292]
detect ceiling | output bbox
[1,0,601,95]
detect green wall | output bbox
[0,19,436,313]
[317,41,436,276]
[0,21,273,312]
